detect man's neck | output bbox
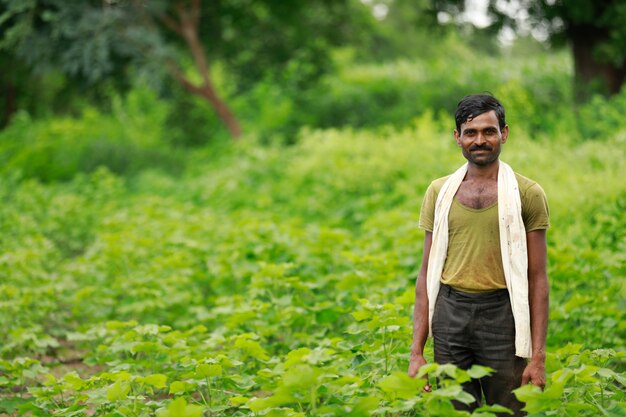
[466,160,500,181]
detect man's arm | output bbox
[408,231,432,379]
[521,229,549,388]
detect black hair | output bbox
[455,93,506,132]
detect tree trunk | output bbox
[159,0,242,139]
[570,24,626,101]
[201,88,242,138]
[174,75,242,138]
[168,64,242,138]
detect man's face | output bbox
[454,110,508,167]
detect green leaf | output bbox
[233,337,270,361]
[247,393,294,412]
[0,397,33,414]
[514,383,562,414]
[542,380,565,400]
[435,363,471,384]
[555,343,583,357]
[106,380,130,401]
[605,403,626,417]
[432,384,462,398]
[131,341,160,354]
[229,395,248,406]
[352,310,372,321]
[157,397,203,417]
[467,365,493,379]
[417,363,438,378]
[282,365,320,391]
[106,320,138,330]
[513,383,543,403]
[378,371,426,399]
[196,364,222,378]
[596,367,615,378]
[62,372,86,390]
[347,396,380,416]
[454,389,476,405]
[424,397,466,416]
[284,348,311,368]
[169,381,193,394]
[144,374,167,389]
[246,397,271,413]
[474,403,513,414]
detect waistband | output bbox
[439,284,509,303]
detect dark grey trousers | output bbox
[432,284,527,417]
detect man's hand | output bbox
[521,358,546,389]
[408,353,432,392]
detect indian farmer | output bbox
[408,93,550,416]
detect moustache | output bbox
[470,145,493,151]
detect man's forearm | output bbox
[529,271,549,360]
[410,276,429,356]
[411,231,433,357]
[526,229,549,362]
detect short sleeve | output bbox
[419,183,437,232]
[522,183,550,232]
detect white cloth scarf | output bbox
[426,161,532,358]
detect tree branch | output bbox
[164,0,242,138]
[174,0,212,88]
[158,12,182,35]
[191,0,201,28]
[165,60,205,97]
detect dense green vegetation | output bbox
[435,0,626,97]
[0,19,625,417]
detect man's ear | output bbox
[501,125,509,143]
[454,129,461,146]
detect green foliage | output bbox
[240,44,626,142]
[433,0,626,96]
[0,37,624,416]
[241,44,578,140]
[0,0,132,82]
[0,88,183,181]
[514,344,626,416]
[195,0,376,92]
[576,90,626,140]
[0,0,376,101]
[0,107,624,415]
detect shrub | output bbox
[0,88,183,182]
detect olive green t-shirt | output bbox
[419,172,550,292]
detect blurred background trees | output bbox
[1,0,625,146]
[435,0,626,99]
[0,0,374,136]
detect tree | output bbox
[434,0,626,98]
[355,0,443,60]
[0,0,371,138]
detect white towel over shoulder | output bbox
[426,161,532,358]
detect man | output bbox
[407,94,549,416]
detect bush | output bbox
[291,47,573,138]
[0,88,183,182]
[0,122,624,416]
[576,88,626,140]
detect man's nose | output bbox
[475,132,486,144]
